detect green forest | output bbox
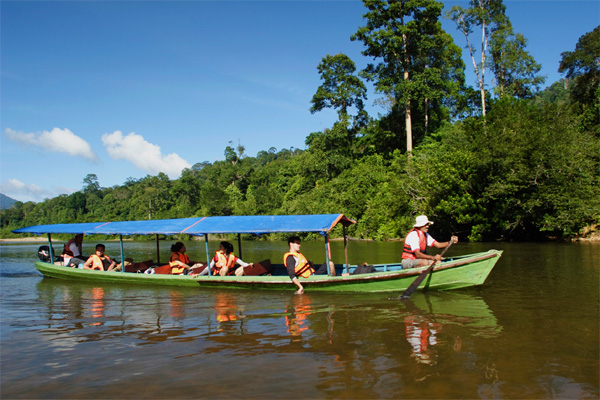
[2,0,598,242]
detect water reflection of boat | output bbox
[31,277,503,392]
[89,287,105,326]
[285,295,312,338]
[400,292,502,367]
[401,292,502,338]
[34,279,201,344]
[215,293,240,323]
[404,314,441,364]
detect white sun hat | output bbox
[413,215,434,227]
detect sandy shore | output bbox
[1,237,135,244]
[0,237,56,244]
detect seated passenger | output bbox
[284,236,335,294]
[169,242,204,275]
[198,241,253,277]
[83,244,117,271]
[62,234,86,267]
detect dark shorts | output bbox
[69,257,86,268]
[313,261,329,275]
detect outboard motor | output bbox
[37,245,58,262]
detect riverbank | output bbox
[0,237,52,244]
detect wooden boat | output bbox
[14,214,502,293]
[32,250,501,292]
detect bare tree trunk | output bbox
[405,95,412,152]
[454,5,488,117]
[478,0,489,116]
[402,31,413,153]
[424,97,429,135]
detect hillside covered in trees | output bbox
[2,1,598,242]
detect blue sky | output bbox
[1,0,598,203]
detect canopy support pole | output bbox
[156,235,160,265]
[325,233,332,276]
[119,235,125,273]
[344,225,349,274]
[47,233,55,264]
[237,233,242,260]
[205,235,211,275]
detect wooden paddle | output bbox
[399,240,454,300]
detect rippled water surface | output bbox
[1,240,598,399]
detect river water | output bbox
[1,240,598,399]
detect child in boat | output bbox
[169,242,204,275]
[196,241,253,277]
[83,244,117,271]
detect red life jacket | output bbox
[402,229,427,260]
[283,251,314,278]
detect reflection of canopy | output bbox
[13,214,356,236]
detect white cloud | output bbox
[0,178,55,203]
[101,131,191,179]
[5,128,99,162]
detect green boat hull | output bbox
[34,250,502,293]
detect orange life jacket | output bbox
[169,252,190,275]
[402,229,427,260]
[213,251,236,275]
[285,297,311,335]
[89,254,111,271]
[215,294,238,322]
[283,251,314,278]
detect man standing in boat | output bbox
[401,215,458,269]
[284,236,335,294]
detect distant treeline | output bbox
[1,3,598,242]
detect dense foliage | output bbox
[2,1,598,242]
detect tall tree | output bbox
[310,53,369,128]
[352,0,463,152]
[559,26,600,107]
[447,0,507,116]
[82,174,100,194]
[490,21,545,99]
[224,141,248,186]
[448,0,543,113]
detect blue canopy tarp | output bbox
[13,214,355,236]
[183,214,354,235]
[85,218,204,235]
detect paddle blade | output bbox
[399,264,435,299]
[398,240,454,300]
